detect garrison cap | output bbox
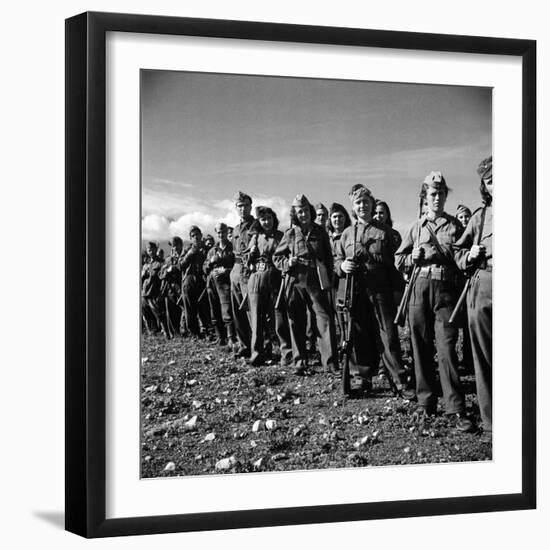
[255,205,276,218]
[292,194,312,208]
[233,191,252,204]
[456,204,472,217]
[315,202,328,213]
[147,241,158,249]
[214,222,228,232]
[423,171,446,186]
[329,202,348,216]
[168,236,183,247]
[189,225,201,236]
[348,184,373,203]
[477,156,492,179]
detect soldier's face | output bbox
[457,212,471,228]
[295,206,311,226]
[216,229,228,242]
[330,212,345,232]
[373,205,388,224]
[259,214,274,232]
[236,200,252,220]
[315,209,327,226]
[426,186,447,215]
[146,245,157,258]
[190,232,202,246]
[172,243,182,255]
[352,196,373,221]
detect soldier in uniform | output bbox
[141,241,169,336]
[246,206,293,366]
[230,192,255,357]
[327,202,352,340]
[179,226,210,338]
[456,204,472,230]
[315,202,329,230]
[273,194,338,375]
[203,234,215,252]
[159,236,185,337]
[454,157,493,442]
[395,172,474,431]
[335,185,412,396]
[203,223,236,348]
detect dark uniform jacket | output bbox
[203,241,235,276]
[232,216,255,264]
[453,206,493,271]
[395,212,464,272]
[141,255,164,298]
[334,220,397,293]
[273,223,333,287]
[179,243,208,279]
[246,229,284,267]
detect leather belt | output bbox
[418,264,457,282]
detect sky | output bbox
[141,69,491,245]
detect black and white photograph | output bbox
[140,69,493,478]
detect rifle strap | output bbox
[476,207,487,246]
[424,220,453,262]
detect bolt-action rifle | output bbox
[449,206,487,324]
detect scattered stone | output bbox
[417,451,423,457]
[250,440,257,448]
[144,455,151,462]
[215,456,237,471]
[144,385,157,393]
[203,432,216,442]
[403,446,411,454]
[192,400,203,409]
[187,379,198,387]
[294,398,301,405]
[252,420,263,432]
[271,453,287,461]
[215,398,222,404]
[205,354,212,361]
[265,419,277,430]
[253,457,264,470]
[168,360,176,366]
[184,416,198,431]
[142,357,149,364]
[164,461,176,472]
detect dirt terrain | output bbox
[141,333,490,478]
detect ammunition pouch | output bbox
[418,264,457,283]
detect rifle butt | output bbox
[449,279,471,324]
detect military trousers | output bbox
[182,274,210,337]
[467,269,492,431]
[230,263,252,351]
[206,272,235,343]
[286,279,338,370]
[346,281,407,384]
[141,296,168,334]
[248,267,292,365]
[408,276,465,414]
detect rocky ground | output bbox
[141,332,490,478]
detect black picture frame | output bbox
[65,11,536,538]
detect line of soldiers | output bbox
[142,156,493,440]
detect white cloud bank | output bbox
[142,195,291,242]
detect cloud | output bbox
[142,194,292,242]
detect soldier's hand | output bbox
[468,244,486,262]
[341,258,358,274]
[411,247,424,264]
[423,245,437,261]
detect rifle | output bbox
[274,273,289,311]
[394,197,424,326]
[449,207,487,324]
[339,224,358,397]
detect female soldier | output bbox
[395,171,474,431]
[335,185,411,396]
[327,203,352,342]
[273,194,338,375]
[203,223,236,348]
[454,157,493,442]
[246,206,292,367]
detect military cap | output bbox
[204,233,215,241]
[147,241,158,249]
[233,191,252,204]
[348,184,373,203]
[477,156,492,179]
[329,202,348,216]
[214,222,228,232]
[423,171,446,186]
[255,205,276,218]
[315,202,328,213]
[456,204,472,217]
[189,225,201,236]
[168,236,183,247]
[292,194,312,208]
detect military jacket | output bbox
[159,252,183,296]
[453,206,493,271]
[246,229,284,266]
[141,255,163,298]
[334,220,397,291]
[273,223,333,286]
[203,241,235,275]
[395,212,464,272]
[179,244,208,279]
[232,215,255,263]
